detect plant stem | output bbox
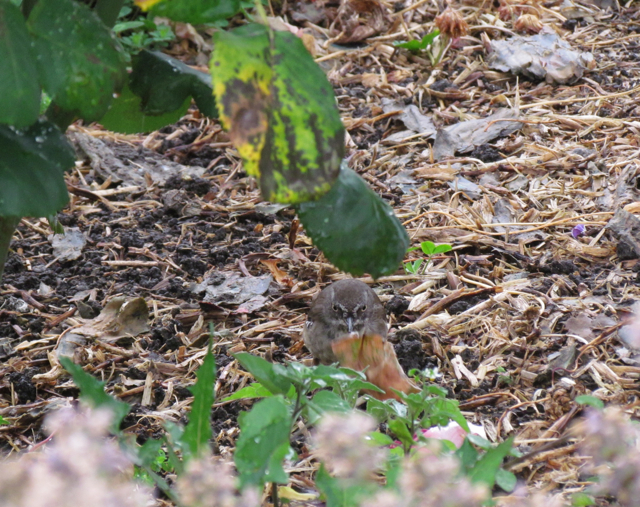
[0,216,20,282]
[271,482,279,507]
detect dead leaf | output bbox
[332,333,419,400]
[260,259,293,287]
[488,29,594,84]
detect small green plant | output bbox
[405,241,452,274]
[394,29,440,55]
[114,1,175,59]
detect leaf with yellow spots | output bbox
[211,23,344,204]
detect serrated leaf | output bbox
[137,0,242,25]
[212,23,344,204]
[297,165,409,278]
[0,2,40,127]
[181,342,216,459]
[59,356,130,432]
[27,0,127,121]
[234,352,292,395]
[0,119,74,217]
[100,82,189,134]
[235,396,292,487]
[130,50,217,118]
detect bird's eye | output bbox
[332,304,339,312]
[361,305,367,311]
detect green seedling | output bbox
[405,241,452,274]
[394,29,440,55]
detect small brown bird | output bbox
[303,279,387,365]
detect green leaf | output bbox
[456,437,479,474]
[305,390,351,424]
[315,464,367,507]
[100,82,190,134]
[181,341,216,460]
[368,431,394,446]
[388,419,414,449]
[46,215,64,235]
[146,0,242,25]
[468,437,514,489]
[27,0,127,121]
[235,396,292,487]
[219,382,274,402]
[366,397,393,422]
[575,395,604,410]
[393,30,440,54]
[0,119,74,217]
[495,468,517,492]
[212,23,344,204]
[0,1,40,127]
[137,439,163,468]
[130,50,217,118]
[420,241,436,255]
[297,165,409,278]
[0,416,10,426]
[571,493,596,506]
[234,352,292,396]
[59,356,130,431]
[432,244,452,254]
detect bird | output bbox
[303,279,387,365]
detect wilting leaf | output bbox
[0,2,40,127]
[212,23,344,204]
[297,165,409,278]
[27,0,127,121]
[0,120,74,217]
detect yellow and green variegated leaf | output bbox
[211,24,344,204]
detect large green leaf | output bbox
[211,23,344,204]
[100,82,190,134]
[297,165,409,278]
[234,352,292,396]
[130,50,217,118]
[59,356,131,432]
[234,396,292,487]
[0,1,40,127]
[27,0,127,121]
[139,0,242,25]
[0,119,74,217]
[181,342,216,460]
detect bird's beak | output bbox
[346,316,354,333]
